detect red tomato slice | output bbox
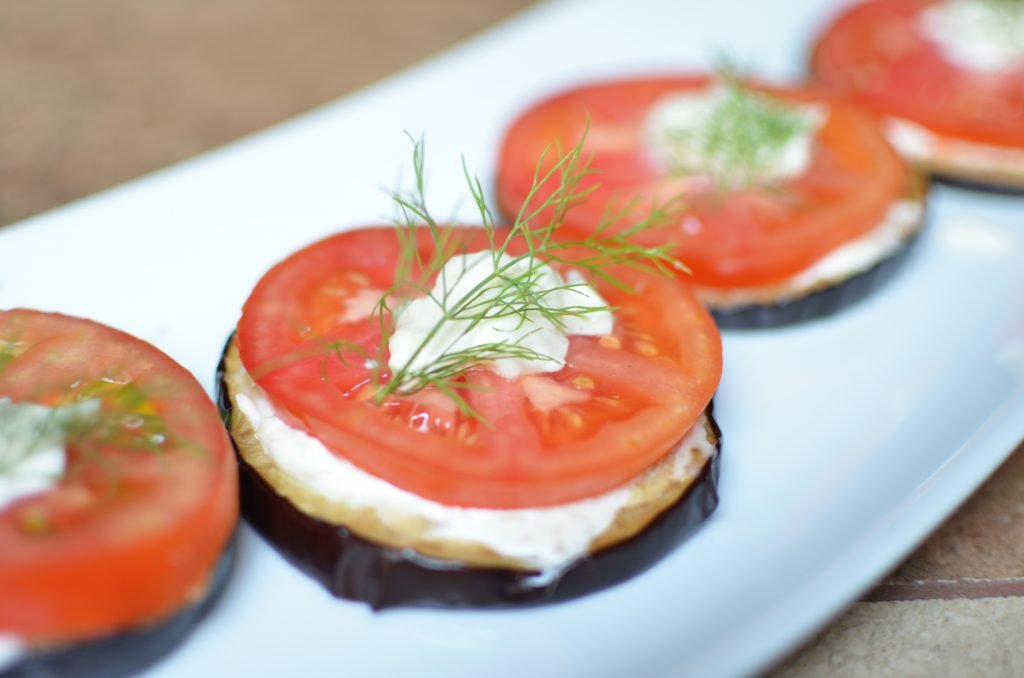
[495,76,911,288]
[812,0,1024,148]
[236,227,721,509]
[0,310,237,642]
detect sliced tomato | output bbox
[495,76,911,288]
[0,310,237,641]
[812,0,1024,148]
[236,227,721,509]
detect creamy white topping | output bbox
[0,636,22,672]
[920,0,1024,73]
[234,379,714,570]
[388,252,612,384]
[789,201,922,287]
[696,200,923,308]
[0,398,99,512]
[886,116,1024,171]
[645,85,827,185]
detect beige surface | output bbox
[4,2,1024,675]
[0,0,533,227]
[775,598,1024,678]
[773,444,1024,676]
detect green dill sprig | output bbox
[0,376,176,488]
[0,398,99,477]
[971,0,1024,41]
[367,131,686,419]
[659,67,819,190]
[0,339,26,375]
[976,0,1023,16]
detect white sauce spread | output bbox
[234,379,715,570]
[0,398,99,512]
[788,201,922,288]
[886,116,1024,169]
[696,200,924,307]
[920,0,1024,73]
[388,252,612,384]
[0,636,22,672]
[645,85,827,185]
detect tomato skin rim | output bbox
[810,0,1024,149]
[0,309,239,642]
[235,226,723,509]
[494,74,913,289]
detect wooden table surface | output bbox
[4,2,1023,675]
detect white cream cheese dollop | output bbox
[387,252,612,384]
[234,381,714,570]
[645,85,827,185]
[0,398,99,512]
[920,0,1024,73]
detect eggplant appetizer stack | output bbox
[496,74,927,327]
[812,0,1024,192]
[0,310,238,677]
[219,142,723,608]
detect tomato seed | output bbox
[599,335,621,350]
[572,376,595,390]
[560,408,584,430]
[19,508,50,535]
[347,271,371,286]
[456,420,474,440]
[634,341,659,356]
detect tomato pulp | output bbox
[812,0,1024,149]
[0,310,237,642]
[236,227,721,509]
[495,76,911,289]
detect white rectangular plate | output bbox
[2,0,1023,675]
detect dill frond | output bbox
[0,398,99,476]
[968,0,1024,41]
[657,66,821,191]
[367,130,686,417]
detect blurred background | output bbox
[0,0,533,227]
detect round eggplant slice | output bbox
[708,223,923,329]
[2,534,236,678]
[705,190,928,330]
[932,174,1024,197]
[216,338,721,608]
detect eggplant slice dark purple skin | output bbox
[709,198,928,329]
[216,338,721,609]
[932,173,1024,196]
[2,534,237,678]
[708,226,921,329]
